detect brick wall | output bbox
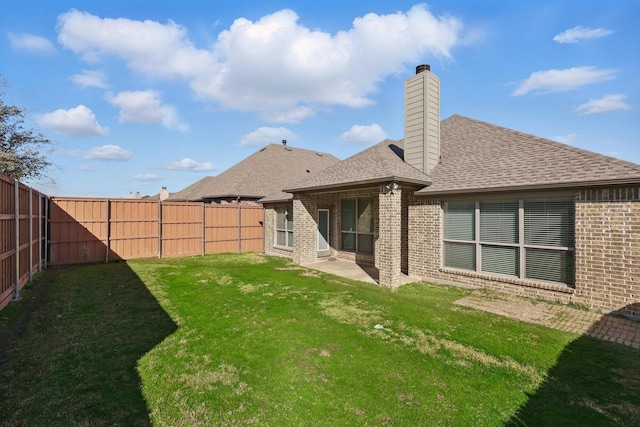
[293,196,318,265]
[574,186,639,316]
[262,203,294,259]
[408,195,440,279]
[408,186,639,317]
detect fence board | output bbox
[49,198,108,265]
[47,198,264,265]
[3,179,267,311]
[0,173,47,310]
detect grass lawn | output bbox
[0,254,638,426]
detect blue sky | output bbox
[1,0,638,197]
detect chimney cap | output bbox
[416,64,431,74]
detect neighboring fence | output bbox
[1,182,265,311]
[48,197,264,265]
[0,173,47,310]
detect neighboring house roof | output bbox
[168,143,340,202]
[282,139,431,194]
[417,115,640,195]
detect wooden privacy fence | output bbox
[48,198,264,265]
[0,173,48,310]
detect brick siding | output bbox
[262,203,294,259]
[574,186,639,316]
[408,186,639,317]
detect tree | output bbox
[0,82,51,181]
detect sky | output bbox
[1,0,639,197]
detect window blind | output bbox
[481,244,518,276]
[444,241,475,270]
[480,201,518,244]
[526,248,574,285]
[444,202,475,240]
[524,200,574,247]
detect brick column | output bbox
[293,195,317,265]
[378,186,402,288]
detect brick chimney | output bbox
[404,64,440,174]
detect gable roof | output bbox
[282,139,431,194]
[168,143,340,201]
[417,115,640,195]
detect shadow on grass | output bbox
[0,262,177,426]
[508,305,640,427]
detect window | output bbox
[341,197,373,253]
[275,205,293,248]
[443,199,574,285]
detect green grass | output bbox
[1,254,638,426]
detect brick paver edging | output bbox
[454,291,640,349]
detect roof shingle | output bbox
[417,115,640,195]
[283,139,431,193]
[169,143,340,201]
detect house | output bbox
[261,65,640,317]
[168,141,340,203]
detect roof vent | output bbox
[416,64,430,74]
[282,139,287,146]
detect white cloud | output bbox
[84,145,132,160]
[240,127,297,146]
[575,94,631,115]
[77,165,93,171]
[57,6,468,119]
[261,106,318,123]
[133,173,162,181]
[340,123,387,144]
[162,158,214,171]
[7,32,56,54]
[552,133,578,144]
[37,105,109,137]
[553,26,613,44]
[70,70,109,88]
[513,66,616,96]
[105,90,189,132]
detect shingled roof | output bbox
[417,115,640,195]
[281,139,431,194]
[168,143,340,202]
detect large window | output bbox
[341,197,373,253]
[275,205,293,248]
[443,199,574,285]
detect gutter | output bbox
[415,177,640,196]
[285,176,431,194]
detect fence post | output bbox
[37,191,42,272]
[105,199,110,263]
[237,203,242,253]
[158,201,162,259]
[28,187,33,280]
[44,196,49,267]
[13,179,20,301]
[202,203,205,256]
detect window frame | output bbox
[275,205,293,248]
[442,198,575,285]
[340,197,374,254]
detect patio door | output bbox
[317,209,330,257]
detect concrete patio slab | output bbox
[302,258,418,286]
